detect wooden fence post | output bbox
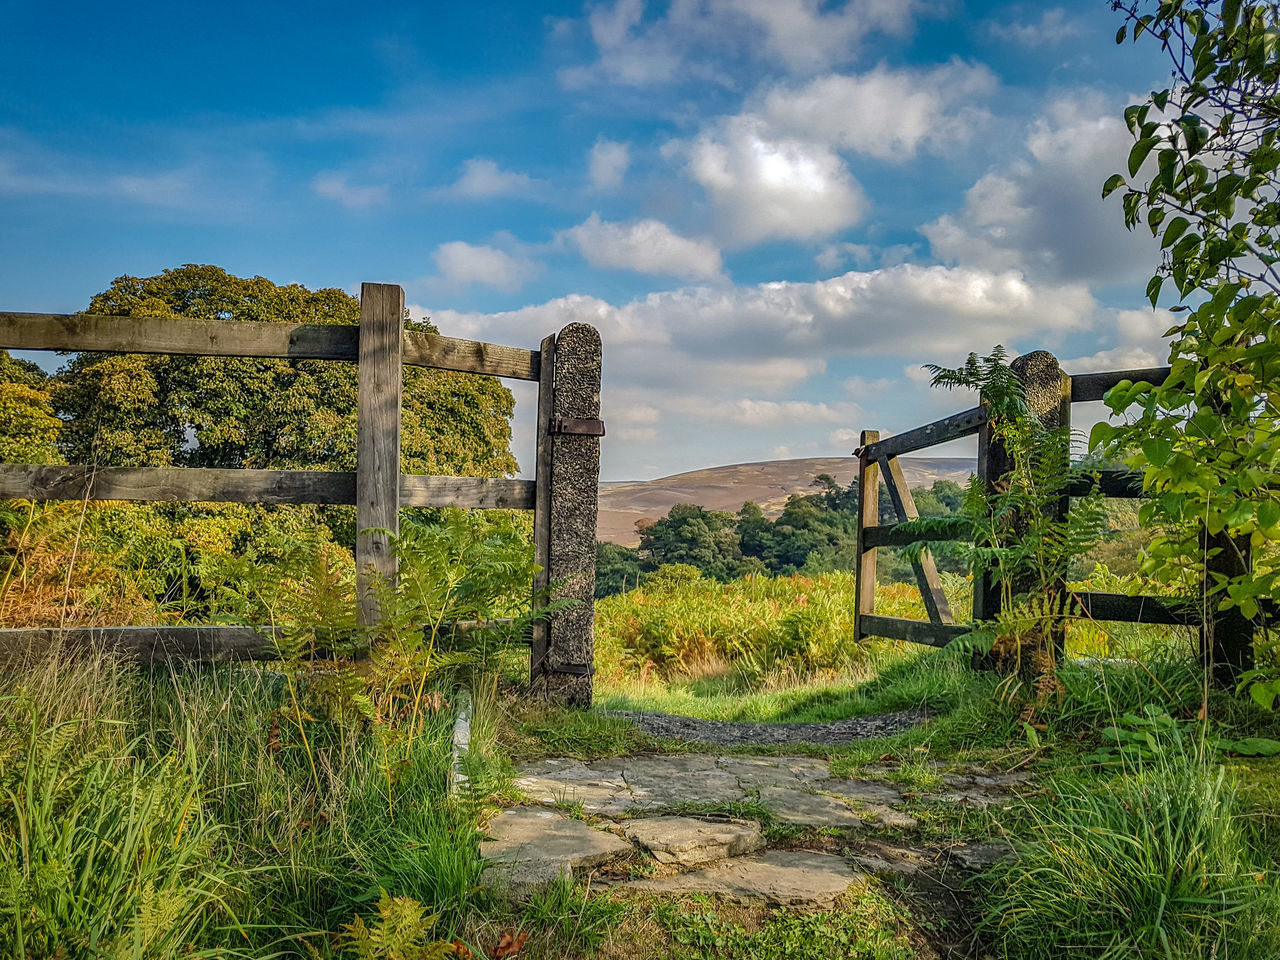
[853,430,880,642]
[356,282,404,626]
[1202,530,1255,684]
[531,334,556,681]
[533,323,602,707]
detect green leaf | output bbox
[1161,216,1190,248]
[1129,137,1159,176]
[1146,275,1164,307]
[1142,438,1174,467]
[1116,24,1126,44]
[1102,173,1126,198]
[1259,500,1280,530]
[1222,737,1280,757]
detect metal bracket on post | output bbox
[549,417,605,437]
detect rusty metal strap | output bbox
[531,653,596,677]
[549,417,605,437]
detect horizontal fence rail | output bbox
[0,465,536,510]
[0,312,540,381]
[0,619,522,664]
[1070,367,1171,403]
[857,405,987,461]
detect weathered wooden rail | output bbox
[851,356,1255,679]
[0,285,604,706]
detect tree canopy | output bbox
[55,264,518,478]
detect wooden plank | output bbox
[1073,591,1199,626]
[399,475,535,510]
[972,401,1000,622]
[0,625,278,663]
[0,464,356,504]
[355,283,404,626]
[863,523,970,548]
[402,330,539,380]
[530,334,556,680]
[852,430,880,645]
[1069,366,1171,403]
[859,405,987,461]
[1066,468,1145,499]
[0,311,358,360]
[857,615,969,648]
[0,618,523,665]
[879,455,954,625]
[0,464,530,510]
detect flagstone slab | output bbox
[757,786,864,828]
[481,807,632,870]
[624,816,764,866]
[622,850,866,908]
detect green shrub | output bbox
[979,740,1278,959]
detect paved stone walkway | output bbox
[480,752,1027,910]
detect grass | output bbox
[978,741,1280,959]
[0,646,496,957]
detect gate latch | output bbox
[549,417,606,437]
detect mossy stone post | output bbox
[974,350,1070,666]
[532,322,602,707]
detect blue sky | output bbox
[1,1,1175,480]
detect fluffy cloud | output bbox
[922,96,1161,285]
[560,0,941,87]
[588,138,631,190]
[761,61,997,161]
[564,213,723,279]
[311,172,388,208]
[427,261,1104,477]
[445,157,541,199]
[679,114,867,245]
[988,8,1085,47]
[430,241,540,293]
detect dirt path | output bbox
[603,707,930,746]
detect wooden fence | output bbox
[852,350,1256,681]
[0,283,604,706]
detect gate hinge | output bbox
[549,417,606,437]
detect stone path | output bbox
[480,752,1027,914]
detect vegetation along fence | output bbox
[852,349,1258,681]
[0,283,604,706]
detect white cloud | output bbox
[828,427,863,447]
[430,241,540,293]
[446,157,541,199]
[564,213,723,279]
[988,8,1085,47]
[761,61,997,161]
[427,262,1104,478]
[311,172,388,208]
[588,138,631,190]
[679,114,867,245]
[560,0,941,87]
[922,95,1161,285]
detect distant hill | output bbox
[597,456,976,547]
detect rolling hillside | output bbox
[597,456,975,547]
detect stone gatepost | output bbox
[531,323,603,706]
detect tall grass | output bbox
[979,738,1279,959]
[0,647,492,957]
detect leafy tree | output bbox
[595,541,643,598]
[1099,1,1280,686]
[639,503,745,581]
[0,351,60,465]
[55,265,517,479]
